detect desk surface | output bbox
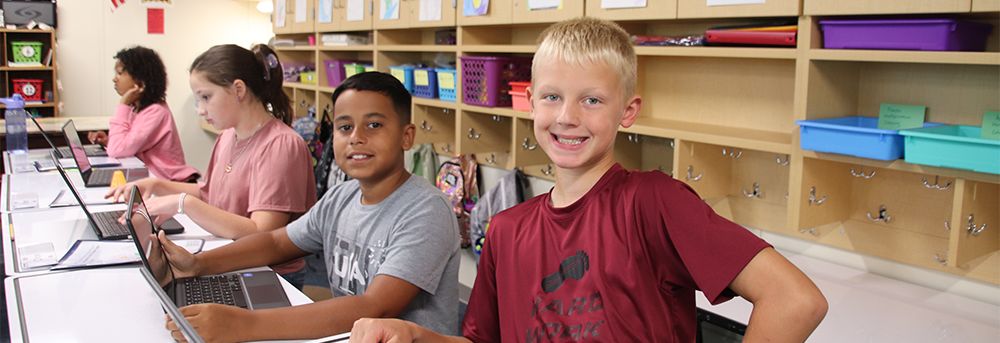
[1,116,111,135]
[696,249,1000,343]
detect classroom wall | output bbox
[54,0,274,173]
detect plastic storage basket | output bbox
[324,60,356,87]
[344,63,367,79]
[12,79,43,101]
[10,42,43,64]
[412,68,438,99]
[796,116,944,160]
[460,56,531,107]
[389,66,415,93]
[509,81,530,112]
[819,19,994,51]
[899,125,999,174]
[436,68,457,102]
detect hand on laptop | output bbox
[106,178,156,204]
[154,230,201,278]
[165,303,253,343]
[87,131,109,147]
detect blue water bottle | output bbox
[2,94,28,154]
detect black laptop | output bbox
[124,184,292,310]
[26,115,107,158]
[61,120,145,187]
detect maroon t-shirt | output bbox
[462,164,771,342]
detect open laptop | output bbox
[27,115,107,158]
[124,184,292,311]
[62,120,147,187]
[52,154,183,239]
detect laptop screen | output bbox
[125,185,175,290]
[52,153,103,229]
[60,120,92,171]
[27,115,59,151]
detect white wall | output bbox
[55,0,274,172]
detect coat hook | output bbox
[967,214,986,235]
[324,103,331,111]
[627,134,643,143]
[670,140,674,149]
[922,176,951,190]
[541,164,552,175]
[934,250,948,265]
[944,221,950,232]
[722,148,742,158]
[419,120,433,131]
[657,166,664,172]
[467,128,482,139]
[809,187,827,205]
[777,154,789,166]
[850,166,876,178]
[440,142,451,153]
[492,115,503,122]
[485,153,496,164]
[799,228,819,236]
[867,205,891,223]
[742,182,762,198]
[300,100,308,107]
[686,166,702,181]
[522,138,537,150]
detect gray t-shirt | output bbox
[287,175,461,335]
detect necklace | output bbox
[226,121,265,173]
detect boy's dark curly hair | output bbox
[114,46,167,111]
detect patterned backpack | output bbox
[436,155,480,248]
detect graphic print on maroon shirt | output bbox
[528,250,606,341]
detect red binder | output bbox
[705,30,797,46]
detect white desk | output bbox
[5,266,313,343]
[695,250,1000,343]
[3,149,146,176]
[0,172,118,212]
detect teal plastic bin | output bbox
[899,125,999,174]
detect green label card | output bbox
[878,103,926,130]
[982,111,1000,140]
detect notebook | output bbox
[26,115,107,158]
[52,153,183,239]
[124,185,292,311]
[62,120,148,187]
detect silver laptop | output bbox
[26,115,108,158]
[124,185,292,310]
[61,120,146,187]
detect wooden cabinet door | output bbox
[585,0,677,21]
[316,0,340,32]
[972,0,999,11]
[291,0,317,33]
[677,0,800,18]
[457,0,512,26]
[375,0,410,29]
[511,0,584,24]
[340,0,374,30]
[410,0,458,27]
[274,0,293,33]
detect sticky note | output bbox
[982,111,1000,140]
[414,70,429,86]
[878,103,926,130]
[438,72,455,90]
[390,68,407,83]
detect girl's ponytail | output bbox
[251,44,292,125]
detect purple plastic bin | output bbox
[324,60,355,87]
[460,56,532,107]
[819,19,993,51]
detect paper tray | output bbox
[899,125,1000,174]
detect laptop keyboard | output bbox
[56,146,107,158]
[92,210,128,238]
[183,275,248,308]
[88,169,116,186]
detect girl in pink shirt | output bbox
[107,44,316,288]
[88,46,200,182]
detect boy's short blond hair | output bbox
[533,17,637,99]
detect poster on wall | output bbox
[380,0,400,20]
[318,0,333,23]
[463,0,488,16]
[419,0,441,21]
[601,0,646,9]
[140,0,173,8]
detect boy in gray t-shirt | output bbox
[153,72,460,342]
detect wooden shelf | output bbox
[458,103,532,120]
[317,45,376,52]
[0,103,55,109]
[0,66,54,71]
[635,46,797,59]
[281,82,317,90]
[412,97,459,109]
[377,45,457,52]
[800,149,1000,184]
[274,45,317,51]
[809,49,1000,65]
[461,45,537,54]
[627,117,793,154]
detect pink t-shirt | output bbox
[108,103,200,181]
[200,118,317,274]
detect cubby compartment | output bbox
[676,141,790,232]
[413,105,457,157]
[614,133,674,175]
[460,24,547,49]
[512,118,549,167]
[376,51,456,72]
[376,27,456,46]
[318,49,373,90]
[798,157,961,271]
[292,88,317,118]
[949,180,999,282]
[460,111,512,168]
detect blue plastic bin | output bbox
[436,68,457,102]
[413,68,438,99]
[796,116,944,160]
[899,125,999,174]
[389,66,415,94]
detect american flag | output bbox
[111,0,126,12]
